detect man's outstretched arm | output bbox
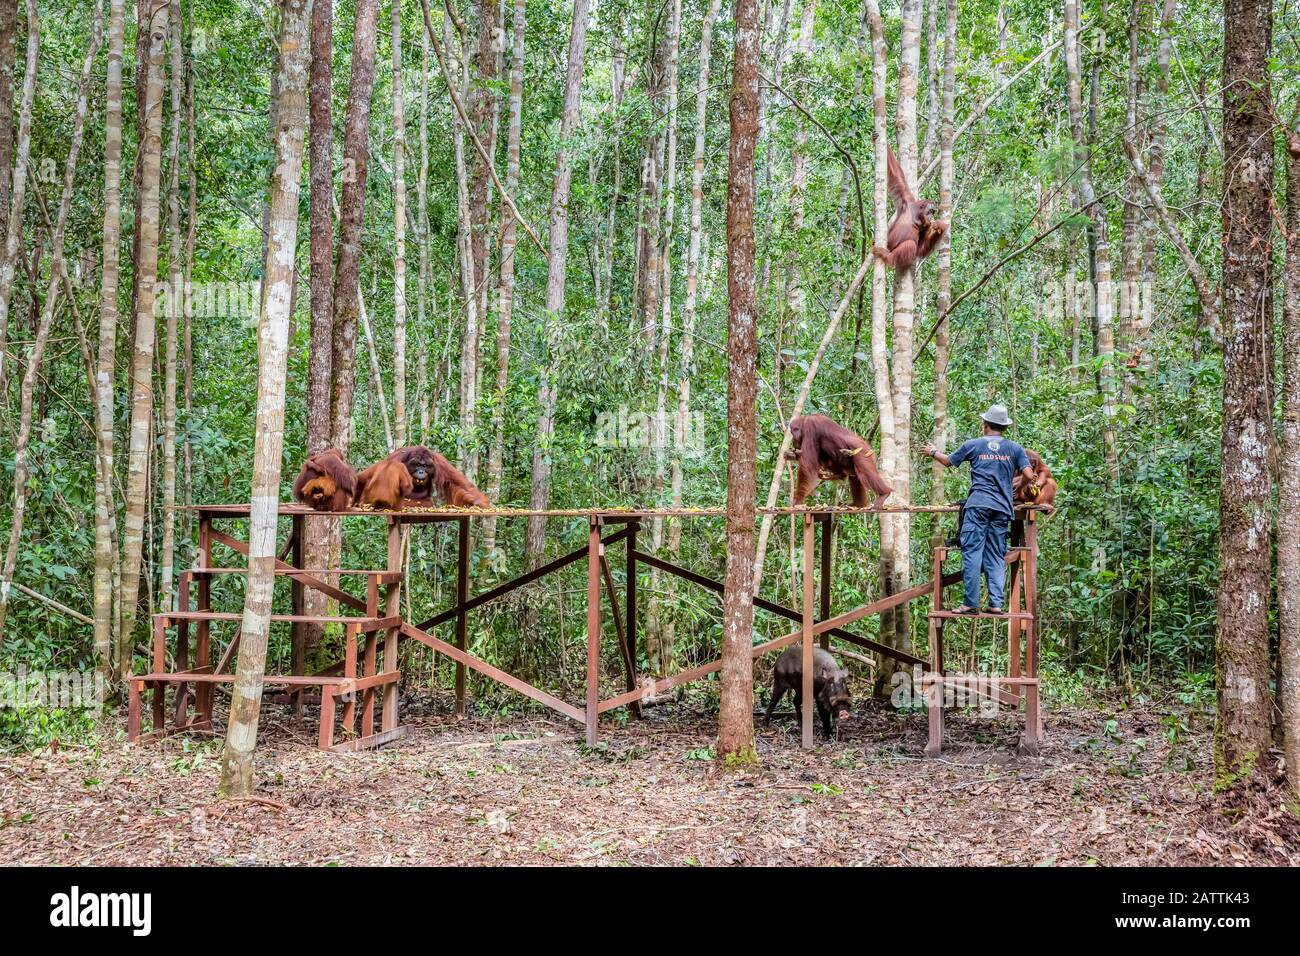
[922,444,953,468]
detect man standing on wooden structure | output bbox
[923,404,1036,614]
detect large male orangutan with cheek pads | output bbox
[387,445,490,508]
[788,415,892,509]
[292,449,357,512]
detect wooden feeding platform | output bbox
[128,501,1047,757]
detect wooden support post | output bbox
[318,686,336,750]
[291,513,305,720]
[818,515,833,650]
[174,571,190,726]
[625,519,639,710]
[196,516,212,721]
[586,518,602,747]
[1009,561,1023,702]
[383,520,402,731]
[801,512,815,749]
[127,680,142,741]
[455,516,469,716]
[924,617,945,758]
[362,632,378,738]
[342,623,358,737]
[1018,514,1043,756]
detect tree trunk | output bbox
[930,0,955,525]
[467,0,497,366]
[1215,0,1274,785]
[646,0,682,673]
[92,0,127,681]
[485,0,525,553]
[219,0,310,797]
[183,0,197,532]
[524,0,590,566]
[866,0,897,688]
[117,0,169,672]
[0,0,36,393]
[303,0,336,650]
[450,15,481,479]
[1064,0,1118,479]
[666,0,722,660]
[415,18,431,443]
[159,0,184,613]
[883,0,922,663]
[0,0,17,224]
[1279,126,1300,796]
[329,0,380,455]
[391,0,408,446]
[717,0,761,764]
[0,1,100,642]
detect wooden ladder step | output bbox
[928,610,1033,620]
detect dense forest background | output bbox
[0,0,1295,775]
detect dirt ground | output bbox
[2,694,1297,866]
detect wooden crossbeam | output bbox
[631,548,942,669]
[207,528,371,612]
[400,622,585,723]
[413,526,630,632]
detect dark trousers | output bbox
[958,505,1010,609]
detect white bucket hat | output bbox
[980,404,1013,427]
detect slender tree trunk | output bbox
[921,0,938,170]
[0,0,17,224]
[219,0,310,797]
[415,19,431,443]
[1118,0,1144,391]
[600,18,627,323]
[159,0,184,612]
[883,0,922,661]
[778,0,814,378]
[92,0,127,681]
[930,0,955,525]
[467,0,497,361]
[302,0,336,649]
[329,0,380,455]
[185,0,197,528]
[450,15,481,478]
[646,0,682,673]
[391,0,408,446]
[866,0,897,688]
[718,0,760,764]
[117,0,169,671]
[183,0,196,529]
[666,0,721,660]
[485,0,524,553]
[0,1,100,642]
[756,0,793,301]
[1064,0,1118,479]
[1136,0,1175,366]
[1279,126,1300,797]
[1215,0,1273,785]
[524,0,590,565]
[0,0,36,392]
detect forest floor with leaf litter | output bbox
[2,695,1297,866]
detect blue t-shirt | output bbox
[948,436,1030,517]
